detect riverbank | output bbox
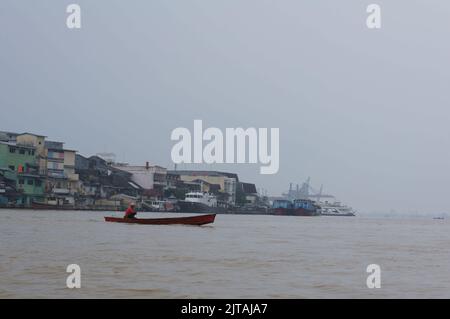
[0,203,272,215]
[0,205,124,212]
[0,206,273,216]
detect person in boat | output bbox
[124,203,137,219]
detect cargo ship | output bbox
[270,199,321,216]
[278,179,357,217]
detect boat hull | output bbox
[104,214,216,226]
[31,201,74,210]
[321,212,355,217]
[271,208,320,216]
[176,201,228,214]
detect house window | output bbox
[8,165,14,171]
[19,149,25,155]
[31,150,35,156]
[36,180,42,187]
[27,179,34,186]
[9,147,16,153]
[18,179,24,185]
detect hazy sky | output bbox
[1,1,450,214]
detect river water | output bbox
[1,209,449,298]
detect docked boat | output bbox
[31,200,74,210]
[228,204,270,215]
[270,199,321,216]
[280,180,356,217]
[32,201,59,209]
[319,201,356,216]
[104,214,216,226]
[177,192,227,213]
[141,200,176,212]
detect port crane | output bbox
[283,178,334,201]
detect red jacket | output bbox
[124,207,136,218]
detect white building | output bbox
[113,162,167,196]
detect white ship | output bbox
[184,192,217,207]
[176,192,222,213]
[319,201,356,216]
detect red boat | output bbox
[104,214,216,226]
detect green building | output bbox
[0,141,45,205]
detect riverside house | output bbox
[0,140,45,205]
